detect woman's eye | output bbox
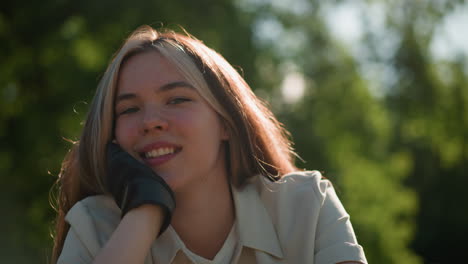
[118,107,139,116]
[168,97,191,105]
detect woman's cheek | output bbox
[115,119,137,147]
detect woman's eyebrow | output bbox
[159,81,195,92]
[115,93,136,104]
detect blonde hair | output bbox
[51,25,297,262]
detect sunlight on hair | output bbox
[281,70,305,104]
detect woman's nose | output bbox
[141,109,169,134]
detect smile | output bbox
[138,142,182,167]
[144,147,176,158]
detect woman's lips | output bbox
[143,150,180,166]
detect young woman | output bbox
[52,25,367,264]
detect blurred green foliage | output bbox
[1,0,467,263]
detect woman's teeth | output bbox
[145,148,175,158]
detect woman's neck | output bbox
[170,172,235,260]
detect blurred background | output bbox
[1,0,467,263]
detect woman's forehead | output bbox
[117,51,189,92]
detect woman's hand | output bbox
[92,204,165,264]
[106,142,176,235]
[90,143,176,264]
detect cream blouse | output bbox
[58,171,367,264]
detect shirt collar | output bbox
[232,177,284,259]
[151,176,284,262]
[151,226,182,264]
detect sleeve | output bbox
[56,198,108,264]
[57,227,93,264]
[313,179,367,264]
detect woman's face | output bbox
[114,50,229,193]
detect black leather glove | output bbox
[106,142,176,235]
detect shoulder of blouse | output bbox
[238,170,367,264]
[252,170,332,205]
[64,195,121,255]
